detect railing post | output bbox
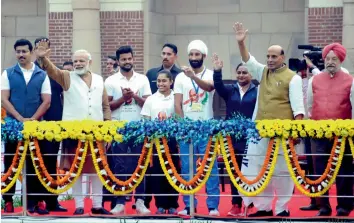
[22,157,27,216]
[189,143,194,217]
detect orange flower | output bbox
[1,108,6,120]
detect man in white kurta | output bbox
[234,22,305,217]
[35,41,112,215]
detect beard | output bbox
[120,63,133,72]
[74,64,90,76]
[189,59,204,69]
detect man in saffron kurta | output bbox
[234,22,305,217]
[307,43,354,217]
[35,40,112,215]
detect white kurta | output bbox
[62,72,104,121]
[241,54,305,215]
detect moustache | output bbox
[19,57,25,60]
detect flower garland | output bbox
[29,139,88,194]
[286,137,337,185]
[154,136,218,194]
[256,119,354,139]
[219,136,279,196]
[282,137,345,197]
[348,137,354,159]
[118,116,259,145]
[1,117,24,142]
[1,141,28,193]
[91,139,153,195]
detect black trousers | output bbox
[36,140,61,209]
[144,138,180,209]
[2,141,42,208]
[230,139,246,206]
[311,138,353,211]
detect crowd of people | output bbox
[1,21,353,218]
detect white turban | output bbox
[187,40,208,56]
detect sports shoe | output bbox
[111,204,125,215]
[135,199,151,215]
[209,209,220,216]
[227,205,242,216]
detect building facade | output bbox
[2,0,354,77]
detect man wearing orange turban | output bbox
[307,42,353,216]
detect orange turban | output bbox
[322,43,347,62]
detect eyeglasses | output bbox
[237,71,248,75]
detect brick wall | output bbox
[308,7,343,48]
[100,11,144,77]
[48,12,73,67]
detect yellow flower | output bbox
[291,130,298,139]
[341,129,349,137]
[283,122,291,131]
[267,129,275,137]
[325,131,333,139]
[77,133,86,140]
[103,135,113,143]
[95,133,103,141]
[299,130,307,138]
[54,135,63,142]
[282,130,290,139]
[275,127,282,135]
[61,131,69,139]
[308,130,315,137]
[316,129,324,138]
[86,134,94,141]
[297,124,303,132]
[349,129,354,137]
[114,134,123,142]
[100,127,109,134]
[44,132,54,141]
[37,132,44,140]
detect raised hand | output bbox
[211,53,223,71]
[181,66,195,78]
[233,22,248,43]
[35,39,51,58]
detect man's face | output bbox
[161,47,177,68]
[236,65,252,86]
[73,53,91,75]
[106,58,116,73]
[325,50,341,74]
[188,50,204,69]
[63,64,73,71]
[118,53,133,72]
[15,45,32,66]
[266,48,284,70]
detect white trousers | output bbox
[72,175,102,208]
[241,138,294,215]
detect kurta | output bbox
[41,57,111,173]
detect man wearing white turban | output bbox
[174,40,220,216]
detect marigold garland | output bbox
[29,139,88,194]
[91,139,153,195]
[155,136,218,194]
[287,137,336,185]
[348,137,354,159]
[30,139,87,190]
[219,136,279,196]
[282,137,345,197]
[1,141,28,193]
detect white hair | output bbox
[73,49,92,61]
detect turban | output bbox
[187,40,208,56]
[322,43,346,63]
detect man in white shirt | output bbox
[35,40,112,215]
[104,46,151,215]
[1,39,51,214]
[234,22,305,217]
[174,40,220,216]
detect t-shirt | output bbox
[173,67,214,120]
[105,71,152,121]
[140,90,174,120]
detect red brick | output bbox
[307,7,343,48]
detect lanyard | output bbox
[191,68,206,94]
